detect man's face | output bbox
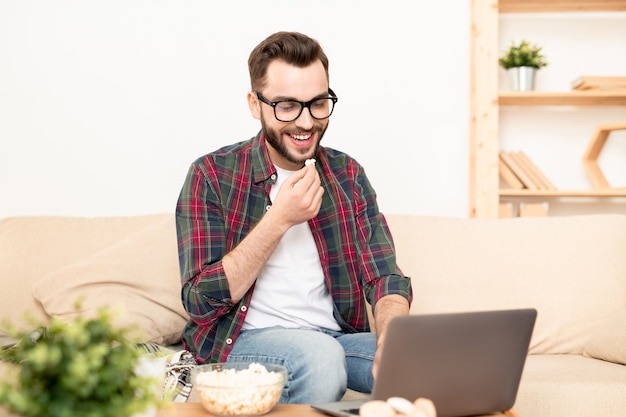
[249,59,330,171]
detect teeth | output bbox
[291,133,311,141]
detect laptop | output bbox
[312,308,537,417]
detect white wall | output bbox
[1,3,623,219]
[0,1,470,218]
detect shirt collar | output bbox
[250,130,277,185]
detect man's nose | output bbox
[294,106,315,129]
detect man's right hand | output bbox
[271,164,324,228]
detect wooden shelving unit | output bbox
[469,0,626,218]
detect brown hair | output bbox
[248,31,329,92]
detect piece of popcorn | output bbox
[305,158,316,166]
[388,396,415,415]
[359,400,395,417]
[359,397,437,417]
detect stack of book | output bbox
[499,150,556,191]
[571,76,626,91]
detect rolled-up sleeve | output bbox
[176,162,235,326]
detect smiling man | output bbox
[175,31,412,404]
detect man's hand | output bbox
[271,163,324,228]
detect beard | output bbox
[260,114,328,166]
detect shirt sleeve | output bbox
[175,161,236,326]
[352,164,413,310]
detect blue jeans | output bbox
[226,327,376,404]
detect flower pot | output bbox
[507,66,537,91]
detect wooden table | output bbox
[156,402,520,417]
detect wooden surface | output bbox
[500,0,626,13]
[468,0,500,218]
[499,91,626,106]
[157,403,319,417]
[156,402,518,417]
[582,122,626,189]
[500,188,626,197]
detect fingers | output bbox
[297,165,323,211]
[271,163,323,227]
[288,163,319,190]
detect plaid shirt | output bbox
[175,131,412,363]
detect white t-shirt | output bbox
[242,166,341,331]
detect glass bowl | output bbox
[191,362,286,416]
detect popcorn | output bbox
[305,158,316,166]
[195,363,284,416]
[359,400,395,417]
[359,397,436,417]
[387,397,416,414]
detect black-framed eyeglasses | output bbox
[255,89,338,122]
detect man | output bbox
[176,31,412,404]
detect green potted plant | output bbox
[499,40,548,91]
[0,308,166,417]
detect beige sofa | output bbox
[1,213,626,417]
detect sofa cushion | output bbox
[516,354,626,417]
[582,309,626,365]
[385,214,626,355]
[31,214,188,345]
[0,214,174,335]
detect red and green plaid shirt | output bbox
[175,131,412,363]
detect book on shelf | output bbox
[498,155,524,190]
[499,151,557,191]
[512,151,557,191]
[498,151,540,190]
[571,75,626,91]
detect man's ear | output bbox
[247,91,261,120]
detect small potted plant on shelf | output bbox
[499,40,548,91]
[0,307,166,417]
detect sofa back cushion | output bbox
[0,214,187,345]
[385,214,626,355]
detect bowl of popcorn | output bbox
[192,362,286,416]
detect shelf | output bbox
[499,91,626,106]
[500,189,626,197]
[469,0,626,218]
[500,0,626,13]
